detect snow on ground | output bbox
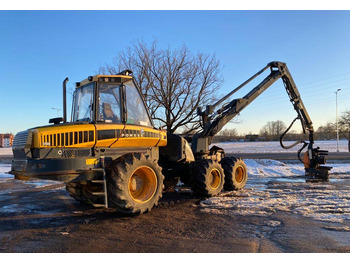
[245,159,304,177]
[0,164,12,181]
[213,139,349,153]
[0,148,12,156]
[1,139,348,156]
[245,159,350,177]
[0,165,62,189]
[1,156,350,225]
[201,159,350,225]
[0,164,11,174]
[200,180,350,225]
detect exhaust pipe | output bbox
[63,77,69,123]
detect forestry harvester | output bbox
[10,61,331,214]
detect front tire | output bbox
[106,153,164,214]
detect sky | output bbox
[1,9,350,136]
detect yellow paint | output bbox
[14,174,30,181]
[32,123,167,149]
[303,152,310,168]
[95,124,167,148]
[209,168,221,190]
[32,124,95,148]
[235,165,245,183]
[128,166,158,203]
[86,158,98,166]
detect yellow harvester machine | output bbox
[10,62,331,214]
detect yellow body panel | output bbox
[86,158,98,166]
[32,123,167,149]
[95,124,167,148]
[32,124,96,148]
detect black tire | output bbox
[106,153,164,214]
[66,182,104,204]
[191,159,224,197]
[221,157,248,191]
[66,182,87,202]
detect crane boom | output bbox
[191,61,331,179]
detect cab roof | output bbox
[76,70,133,88]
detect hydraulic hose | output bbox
[279,116,305,149]
[279,116,309,164]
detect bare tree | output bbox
[99,40,223,134]
[212,128,239,143]
[259,120,287,140]
[219,128,238,138]
[316,122,336,140]
[338,110,350,151]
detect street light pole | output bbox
[51,108,61,117]
[335,89,341,152]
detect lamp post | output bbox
[51,108,61,117]
[335,89,341,152]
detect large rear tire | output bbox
[221,157,248,191]
[106,153,164,214]
[191,159,224,197]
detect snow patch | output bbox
[200,160,350,224]
[0,164,11,173]
[0,148,12,156]
[245,159,304,177]
[0,164,63,190]
[213,140,349,153]
[0,164,12,182]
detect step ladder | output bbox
[86,168,109,208]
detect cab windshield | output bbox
[72,80,152,127]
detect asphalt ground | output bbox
[0,169,349,253]
[1,152,350,252]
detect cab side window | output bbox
[125,82,152,127]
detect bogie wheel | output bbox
[191,159,225,197]
[106,153,164,214]
[221,157,248,191]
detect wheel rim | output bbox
[235,166,245,183]
[209,168,221,189]
[128,166,157,203]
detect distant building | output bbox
[0,133,14,148]
[245,134,259,142]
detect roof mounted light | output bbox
[117,69,133,76]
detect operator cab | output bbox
[71,72,152,127]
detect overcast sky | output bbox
[1,9,350,135]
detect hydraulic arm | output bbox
[192,61,331,179]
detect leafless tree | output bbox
[259,120,287,140]
[338,110,350,151]
[219,128,238,138]
[99,40,223,134]
[316,122,336,140]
